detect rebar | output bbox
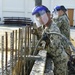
[23,27,26,75]
[1,36,4,75]
[15,30,17,63]
[10,32,14,75]
[5,32,8,75]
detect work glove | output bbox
[42,33,50,47]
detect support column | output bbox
[35,0,42,6]
[0,0,3,21]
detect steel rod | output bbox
[23,27,26,75]
[1,36,4,75]
[15,30,17,62]
[5,32,8,75]
[10,32,14,75]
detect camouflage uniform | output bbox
[55,14,70,40]
[54,14,71,55]
[42,22,68,75]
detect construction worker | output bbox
[32,5,68,75]
[53,5,71,55]
[53,5,70,39]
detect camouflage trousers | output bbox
[53,51,68,75]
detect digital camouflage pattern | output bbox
[42,22,68,75]
[55,14,70,40]
[54,14,71,55]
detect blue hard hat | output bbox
[32,5,50,15]
[52,6,60,13]
[54,5,67,11]
[54,6,61,11]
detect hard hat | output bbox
[32,5,50,27]
[60,5,67,11]
[32,5,50,15]
[54,5,67,11]
[54,6,61,11]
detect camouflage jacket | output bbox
[55,14,70,40]
[42,22,67,58]
[42,22,69,75]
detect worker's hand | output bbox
[42,33,50,47]
[42,33,48,40]
[31,29,38,35]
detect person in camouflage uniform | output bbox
[32,5,68,75]
[53,5,70,40]
[53,5,71,55]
